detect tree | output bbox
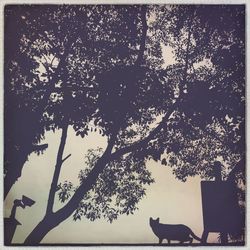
[4,4,97,198]
[150,4,245,180]
[20,5,155,243]
[5,5,245,244]
[4,6,50,198]
[152,5,245,241]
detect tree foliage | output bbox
[59,147,154,222]
[4,4,245,243]
[148,5,245,181]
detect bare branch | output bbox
[111,104,177,161]
[46,123,69,215]
[32,143,48,153]
[62,154,72,163]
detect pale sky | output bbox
[1,1,248,248]
[4,126,219,244]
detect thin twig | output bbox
[62,154,72,163]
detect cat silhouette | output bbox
[149,217,201,244]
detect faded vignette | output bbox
[0,0,249,250]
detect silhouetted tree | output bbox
[153,5,245,241]
[4,6,49,198]
[151,5,245,180]
[19,5,156,243]
[5,5,245,244]
[4,5,97,198]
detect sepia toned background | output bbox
[2,0,249,247]
[5,127,207,244]
[5,47,205,244]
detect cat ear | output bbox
[156,217,160,222]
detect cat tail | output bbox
[190,230,202,242]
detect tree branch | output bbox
[115,9,196,159]
[62,154,71,163]
[111,103,177,161]
[54,132,117,221]
[52,104,176,222]
[46,123,69,214]
[31,143,48,153]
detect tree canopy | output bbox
[4,4,245,244]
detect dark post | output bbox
[4,195,35,245]
[201,161,229,244]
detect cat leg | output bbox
[189,237,193,244]
[159,238,163,244]
[201,230,209,244]
[167,239,170,244]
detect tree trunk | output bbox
[24,144,113,244]
[24,213,62,244]
[46,123,68,214]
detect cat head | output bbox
[149,217,160,227]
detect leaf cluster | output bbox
[71,148,154,222]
